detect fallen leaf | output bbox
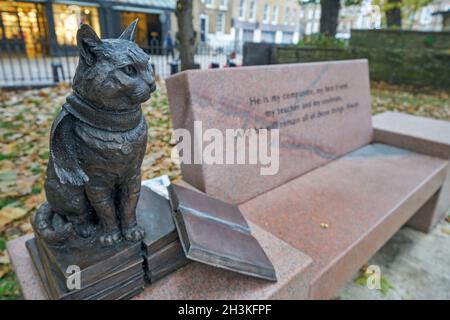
[24,193,45,211]
[0,252,10,264]
[19,221,33,233]
[0,207,28,229]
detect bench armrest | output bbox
[372,112,450,159]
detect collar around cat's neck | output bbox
[64,93,143,132]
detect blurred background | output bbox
[0,0,449,299]
[0,0,448,86]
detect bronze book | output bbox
[168,184,277,281]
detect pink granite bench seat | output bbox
[239,143,449,299]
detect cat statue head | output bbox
[73,20,156,112]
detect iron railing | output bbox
[0,40,243,89]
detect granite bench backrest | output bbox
[167,59,373,204]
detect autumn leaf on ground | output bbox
[0,207,28,230]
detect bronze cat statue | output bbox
[33,20,156,247]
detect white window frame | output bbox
[249,0,256,22]
[420,6,432,24]
[199,14,209,42]
[272,5,278,24]
[263,4,270,23]
[284,7,290,25]
[216,12,225,33]
[239,0,246,20]
[205,0,214,9]
[219,0,228,10]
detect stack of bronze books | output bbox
[26,176,276,300]
[26,235,145,300]
[136,185,189,283]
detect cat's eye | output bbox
[122,65,137,76]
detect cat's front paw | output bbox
[122,224,145,242]
[74,221,96,238]
[99,229,122,247]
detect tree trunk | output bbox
[175,0,196,71]
[319,0,340,37]
[386,0,402,28]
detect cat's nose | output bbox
[148,81,156,94]
[143,64,156,93]
[143,69,156,93]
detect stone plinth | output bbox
[7,222,313,300]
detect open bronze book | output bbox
[167,184,277,281]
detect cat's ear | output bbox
[119,19,138,42]
[77,24,102,66]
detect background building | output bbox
[0,0,175,57]
[195,0,234,47]
[406,0,450,31]
[170,0,303,49]
[232,0,301,45]
[337,0,382,39]
[298,0,320,37]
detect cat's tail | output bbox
[32,203,73,245]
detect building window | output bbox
[306,22,312,34]
[53,4,100,46]
[216,12,225,33]
[239,0,245,19]
[313,22,319,33]
[282,32,293,43]
[0,1,48,57]
[272,6,278,24]
[307,9,313,20]
[243,29,254,42]
[420,6,432,24]
[249,1,256,21]
[200,15,208,42]
[315,8,321,19]
[263,4,269,23]
[205,0,213,7]
[219,0,228,9]
[284,8,290,25]
[261,31,275,43]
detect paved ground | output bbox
[337,216,450,300]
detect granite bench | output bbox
[162,59,450,299]
[7,60,450,300]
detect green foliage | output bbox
[298,0,319,4]
[0,238,5,251]
[371,0,433,12]
[298,34,347,48]
[423,35,436,48]
[345,0,361,6]
[0,274,20,300]
[355,272,395,295]
[0,198,17,210]
[31,185,42,194]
